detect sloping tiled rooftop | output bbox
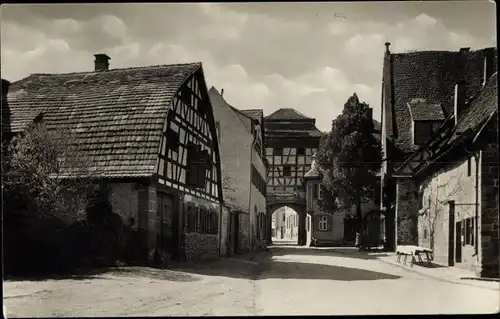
[408,99,446,121]
[240,109,263,121]
[265,108,313,121]
[5,62,202,178]
[389,47,497,155]
[448,72,498,144]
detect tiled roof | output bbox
[265,128,322,138]
[265,108,313,121]
[396,72,498,174]
[5,62,202,178]
[240,109,263,122]
[304,160,320,179]
[390,47,497,155]
[448,72,498,144]
[408,99,445,121]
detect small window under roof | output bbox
[408,99,445,121]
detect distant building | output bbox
[3,54,225,263]
[272,206,299,241]
[381,44,498,278]
[304,153,381,247]
[264,108,322,245]
[209,87,267,253]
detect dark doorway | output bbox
[455,221,462,263]
[157,193,175,259]
[343,217,358,246]
[232,212,240,254]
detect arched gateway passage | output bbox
[268,203,306,246]
[263,108,322,246]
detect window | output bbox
[467,157,472,177]
[313,183,319,199]
[423,228,428,239]
[273,148,283,156]
[283,214,286,222]
[283,165,292,177]
[297,148,305,155]
[318,215,328,231]
[413,121,442,145]
[166,128,180,151]
[464,217,474,245]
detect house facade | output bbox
[271,206,299,241]
[380,44,498,277]
[304,153,381,247]
[264,108,322,245]
[208,87,267,253]
[380,44,497,251]
[4,54,227,264]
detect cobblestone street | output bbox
[4,244,499,317]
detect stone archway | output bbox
[267,203,307,246]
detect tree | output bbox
[416,174,463,251]
[3,122,97,273]
[3,122,96,226]
[315,93,382,246]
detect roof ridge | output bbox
[28,62,202,78]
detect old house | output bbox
[264,108,322,245]
[380,44,497,251]
[4,54,226,263]
[271,206,299,241]
[208,87,267,254]
[393,72,498,277]
[304,152,381,247]
[380,44,498,277]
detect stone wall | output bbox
[238,213,251,252]
[417,159,477,269]
[395,178,419,245]
[109,183,139,228]
[184,233,219,262]
[219,205,230,257]
[479,142,499,278]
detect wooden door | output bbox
[157,193,174,259]
[455,221,462,263]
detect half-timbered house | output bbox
[4,54,225,263]
[208,87,267,253]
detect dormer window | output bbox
[408,99,445,146]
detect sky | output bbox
[0,1,496,132]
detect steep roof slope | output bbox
[6,63,202,178]
[389,47,497,154]
[265,108,313,121]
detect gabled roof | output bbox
[388,47,497,155]
[304,158,320,179]
[5,62,203,178]
[407,99,445,121]
[395,72,498,175]
[265,108,313,121]
[448,72,498,144]
[240,109,263,122]
[208,86,255,134]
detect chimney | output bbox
[483,49,494,86]
[94,53,111,71]
[454,81,467,125]
[1,79,10,97]
[221,88,224,97]
[385,42,391,54]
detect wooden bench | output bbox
[396,245,433,268]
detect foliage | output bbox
[3,122,96,226]
[316,93,382,222]
[221,172,240,210]
[415,174,463,251]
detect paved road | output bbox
[4,245,499,317]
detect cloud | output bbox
[1,4,495,133]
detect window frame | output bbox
[318,215,328,231]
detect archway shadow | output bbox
[268,245,393,261]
